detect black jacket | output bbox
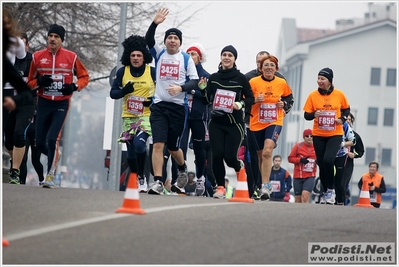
[3,56,33,108]
[203,66,254,125]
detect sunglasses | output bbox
[305,135,313,138]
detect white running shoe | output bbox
[176,166,188,188]
[260,183,272,201]
[138,175,148,193]
[324,189,336,205]
[147,180,164,195]
[195,176,206,196]
[171,182,186,194]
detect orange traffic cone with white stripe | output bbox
[354,181,374,208]
[116,172,146,214]
[3,237,9,246]
[228,166,254,203]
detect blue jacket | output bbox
[269,167,292,201]
[336,121,356,158]
[188,63,210,121]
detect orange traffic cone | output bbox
[116,172,146,214]
[228,167,254,203]
[354,182,374,208]
[3,237,9,246]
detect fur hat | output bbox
[164,28,182,44]
[303,129,313,137]
[186,43,207,63]
[318,67,333,83]
[221,45,237,60]
[48,24,65,42]
[121,35,153,66]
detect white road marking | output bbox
[5,202,246,241]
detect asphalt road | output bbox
[2,183,397,265]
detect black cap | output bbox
[221,45,237,60]
[164,28,182,44]
[318,67,333,83]
[48,24,65,42]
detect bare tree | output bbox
[4,2,208,83]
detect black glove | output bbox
[61,83,78,95]
[122,82,134,95]
[300,158,309,164]
[143,97,152,107]
[37,75,53,87]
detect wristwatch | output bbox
[191,89,196,95]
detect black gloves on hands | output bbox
[61,83,78,95]
[37,75,53,87]
[143,97,152,107]
[300,158,309,164]
[122,82,134,95]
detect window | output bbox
[384,108,394,126]
[381,149,392,166]
[370,67,381,85]
[368,107,378,125]
[365,147,376,165]
[386,68,396,86]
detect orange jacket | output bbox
[288,141,317,179]
[359,172,385,204]
[27,46,89,101]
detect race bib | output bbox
[370,191,376,202]
[213,89,236,113]
[303,158,316,172]
[43,74,64,96]
[318,111,336,131]
[159,59,180,80]
[270,180,281,192]
[127,96,145,115]
[259,103,277,123]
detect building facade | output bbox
[275,2,397,203]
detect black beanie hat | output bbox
[221,45,238,60]
[48,24,65,42]
[164,28,182,44]
[318,67,333,83]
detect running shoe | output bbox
[260,183,272,201]
[252,188,261,200]
[9,169,20,184]
[324,189,336,205]
[195,176,206,196]
[138,175,148,193]
[171,182,186,194]
[319,193,326,204]
[42,175,55,189]
[212,185,218,194]
[148,180,164,195]
[213,186,226,199]
[38,180,45,186]
[176,166,188,188]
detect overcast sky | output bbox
[158,1,374,74]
